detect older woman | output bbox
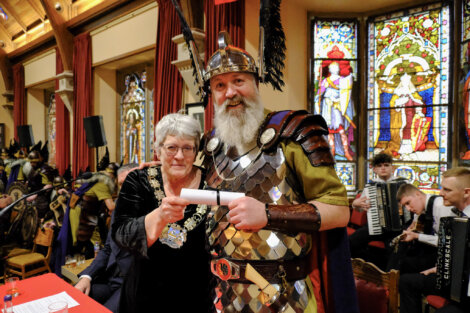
[112,113,214,313]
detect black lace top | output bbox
[112,166,214,313]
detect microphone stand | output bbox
[0,173,92,218]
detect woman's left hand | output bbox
[227,197,267,231]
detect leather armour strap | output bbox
[266,203,321,233]
[212,257,310,284]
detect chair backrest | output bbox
[33,228,54,260]
[351,258,399,313]
[350,209,367,228]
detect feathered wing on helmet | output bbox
[259,0,285,91]
[6,139,19,159]
[97,147,110,172]
[29,140,42,154]
[171,0,286,100]
[63,166,72,182]
[171,0,208,105]
[41,141,49,163]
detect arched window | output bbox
[368,3,450,193]
[311,19,358,195]
[120,72,147,164]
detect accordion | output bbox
[363,179,409,235]
[436,216,470,302]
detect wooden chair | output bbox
[351,258,399,313]
[424,295,449,313]
[4,228,54,279]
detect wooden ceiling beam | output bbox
[0,47,13,91]
[26,0,46,22]
[39,0,73,71]
[0,0,28,32]
[0,21,11,37]
[0,30,13,51]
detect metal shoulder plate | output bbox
[257,110,334,166]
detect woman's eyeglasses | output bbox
[161,145,195,157]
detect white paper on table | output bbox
[180,188,245,206]
[7,291,79,313]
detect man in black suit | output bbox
[74,164,137,312]
[399,167,470,313]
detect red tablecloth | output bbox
[0,273,111,312]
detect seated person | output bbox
[74,164,137,313]
[387,183,453,273]
[349,153,406,260]
[399,167,469,313]
[0,194,13,242]
[74,163,119,258]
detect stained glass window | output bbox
[47,93,56,166]
[311,19,358,195]
[459,1,470,163]
[120,72,146,164]
[368,4,450,193]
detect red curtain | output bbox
[215,0,238,4]
[55,48,70,175]
[72,33,92,178]
[154,0,183,150]
[13,64,25,141]
[204,0,245,131]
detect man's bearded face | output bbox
[213,90,264,149]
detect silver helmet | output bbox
[204,32,258,81]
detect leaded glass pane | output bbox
[311,19,358,194]
[460,1,470,162]
[313,21,357,59]
[367,4,449,190]
[335,162,356,196]
[464,1,470,41]
[47,93,56,166]
[120,73,146,164]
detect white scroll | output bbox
[180,188,245,205]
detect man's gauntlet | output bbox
[265,203,321,233]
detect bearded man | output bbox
[201,33,358,313]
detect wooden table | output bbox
[61,258,94,284]
[0,273,111,312]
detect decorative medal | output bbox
[159,223,187,249]
[147,166,208,249]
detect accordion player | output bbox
[363,178,409,235]
[436,216,470,303]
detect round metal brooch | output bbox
[206,137,220,153]
[260,128,276,145]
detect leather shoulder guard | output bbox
[257,110,334,166]
[200,111,334,167]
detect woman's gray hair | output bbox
[155,113,202,153]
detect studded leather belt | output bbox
[210,257,310,284]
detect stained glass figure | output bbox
[149,88,155,159]
[460,1,470,162]
[368,3,449,193]
[311,20,358,193]
[47,93,56,166]
[120,73,146,164]
[464,1,470,42]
